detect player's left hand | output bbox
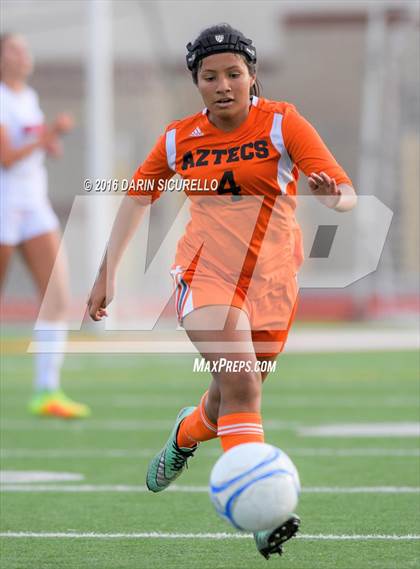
[308,171,342,209]
[308,171,341,196]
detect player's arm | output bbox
[283,108,357,212]
[88,132,174,321]
[43,114,75,158]
[0,124,49,168]
[0,112,74,166]
[88,195,151,321]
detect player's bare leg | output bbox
[186,318,300,557]
[20,230,90,418]
[146,305,262,492]
[205,354,278,423]
[0,244,15,292]
[186,304,263,416]
[20,230,69,321]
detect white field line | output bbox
[285,329,420,353]
[122,399,419,409]
[0,531,419,541]
[3,396,419,409]
[299,423,420,437]
[2,420,419,437]
[1,484,418,494]
[27,329,420,354]
[0,471,84,483]
[1,447,419,459]
[0,419,299,432]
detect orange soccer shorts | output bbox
[171,264,298,358]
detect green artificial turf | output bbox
[0,348,419,569]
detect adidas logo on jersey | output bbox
[190,127,203,137]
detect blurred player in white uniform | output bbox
[0,33,89,418]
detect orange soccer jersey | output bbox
[129,96,351,354]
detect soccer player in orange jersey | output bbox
[88,23,357,558]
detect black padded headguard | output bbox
[186,30,257,71]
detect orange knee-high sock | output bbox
[176,391,218,448]
[217,412,264,452]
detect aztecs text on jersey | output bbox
[129,97,352,295]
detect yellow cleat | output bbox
[29,390,91,419]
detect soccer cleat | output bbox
[28,390,91,419]
[146,407,197,493]
[254,514,300,560]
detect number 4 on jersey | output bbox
[216,170,242,201]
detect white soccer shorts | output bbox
[0,200,59,245]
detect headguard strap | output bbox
[186,31,257,71]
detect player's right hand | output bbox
[53,113,75,135]
[87,272,114,321]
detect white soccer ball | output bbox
[209,442,300,532]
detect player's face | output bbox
[197,53,255,123]
[0,35,33,80]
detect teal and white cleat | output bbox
[254,515,300,559]
[146,407,198,493]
